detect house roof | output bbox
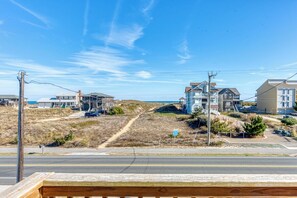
[179,97,185,100]
[185,87,191,92]
[0,95,19,99]
[218,88,240,95]
[83,92,114,98]
[267,79,297,85]
[229,88,240,95]
[256,79,297,92]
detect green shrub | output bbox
[243,116,267,137]
[52,132,74,146]
[211,118,231,134]
[281,118,297,126]
[109,107,124,115]
[64,132,74,141]
[53,137,66,146]
[191,107,204,118]
[186,116,207,129]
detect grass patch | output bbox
[70,120,98,128]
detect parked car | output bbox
[273,129,291,137]
[273,129,282,134]
[291,112,297,116]
[85,109,100,117]
[283,115,293,119]
[281,130,291,137]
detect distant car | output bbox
[283,115,293,119]
[273,129,282,134]
[85,110,100,117]
[281,130,291,137]
[291,112,297,116]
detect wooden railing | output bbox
[1,172,297,197]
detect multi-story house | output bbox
[81,92,114,112]
[218,88,240,112]
[185,81,219,114]
[38,94,79,108]
[38,92,114,111]
[0,95,28,106]
[0,95,19,106]
[256,79,297,114]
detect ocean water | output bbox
[28,101,38,105]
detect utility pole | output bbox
[78,90,82,111]
[17,71,25,182]
[207,71,217,146]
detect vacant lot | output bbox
[0,106,131,147]
[109,112,222,147]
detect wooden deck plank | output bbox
[0,172,53,198]
[43,173,297,187]
[42,186,297,197]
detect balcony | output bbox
[2,172,297,197]
[223,96,240,100]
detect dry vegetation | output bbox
[0,106,131,147]
[109,105,223,147]
[116,100,161,115]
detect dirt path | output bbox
[98,113,141,148]
[98,107,156,148]
[261,115,281,123]
[36,111,85,123]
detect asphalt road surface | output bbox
[1,155,297,185]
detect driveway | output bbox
[222,129,297,148]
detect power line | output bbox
[241,72,297,101]
[25,80,78,93]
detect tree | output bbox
[294,102,297,111]
[211,118,231,134]
[243,116,267,137]
[191,107,203,118]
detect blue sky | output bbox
[0,0,297,100]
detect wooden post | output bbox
[17,71,25,182]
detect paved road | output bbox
[1,155,297,185]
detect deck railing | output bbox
[1,172,297,197]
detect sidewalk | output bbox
[1,146,297,156]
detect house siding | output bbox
[256,80,297,114]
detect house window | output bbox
[287,102,289,107]
[287,90,290,94]
[287,96,289,101]
[282,89,285,94]
[282,96,285,101]
[282,102,285,107]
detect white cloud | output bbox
[215,79,225,82]
[136,71,152,79]
[177,39,191,64]
[116,78,184,84]
[0,57,65,75]
[10,0,50,29]
[82,0,90,36]
[98,24,144,49]
[280,61,297,68]
[66,46,144,76]
[142,0,155,21]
